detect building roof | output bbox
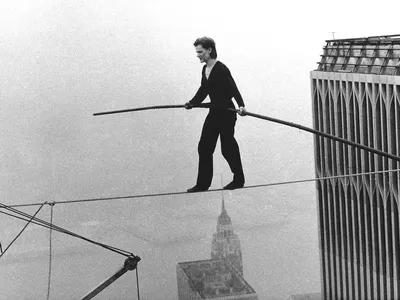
[287,293,321,300]
[316,34,400,75]
[177,258,256,299]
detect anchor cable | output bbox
[0,203,45,258]
[0,203,135,258]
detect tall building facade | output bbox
[211,198,243,275]
[311,35,400,299]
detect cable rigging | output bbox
[0,202,136,258]
[0,203,45,258]
[0,203,141,300]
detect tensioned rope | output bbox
[93,103,400,163]
[47,204,54,300]
[0,203,136,258]
[6,168,400,209]
[0,203,45,258]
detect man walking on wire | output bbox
[185,37,246,192]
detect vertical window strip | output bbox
[340,184,350,299]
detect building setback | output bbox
[311,34,400,299]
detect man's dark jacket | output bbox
[189,61,245,109]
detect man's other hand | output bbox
[185,102,194,109]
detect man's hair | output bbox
[193,37,217,59]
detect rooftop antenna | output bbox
[330,32,336,40]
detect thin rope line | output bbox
[1,203,132,255]
[46,204,54,300]
[0,203,134,258]
[0,203,45,258]
[0,209,130,258]
[0,208,129,257]
[6,168,400,208]
[136,266,140,300]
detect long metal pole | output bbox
[80,256,140,300]
[93,105,186,116]
[93,103,213,116]
[93,103,400,163]
[233,109,400,163]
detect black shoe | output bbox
[187,185,209,193]
[223,181,244,190]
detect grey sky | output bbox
[1,0,399,299]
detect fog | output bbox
[0,0,399,299]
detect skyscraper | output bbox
[177,197,257,300]
[211,197,243,275]
[311,34,400,299]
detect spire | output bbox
[220,174,228,218]
[221,192,227,216]
[218,196,231,225]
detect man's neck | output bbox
[205,58,217,68]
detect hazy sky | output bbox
[1,0,399,299]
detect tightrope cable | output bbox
[0,203,45,258]
[5,168,400,208]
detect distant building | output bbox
[176,258,258,300]
[311,34,400,299]
[177,197,257,299]
[211,197,243,275]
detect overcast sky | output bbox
[1,0,399,299]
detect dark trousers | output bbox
[196,110,245,188]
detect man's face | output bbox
[195,45,211,63]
